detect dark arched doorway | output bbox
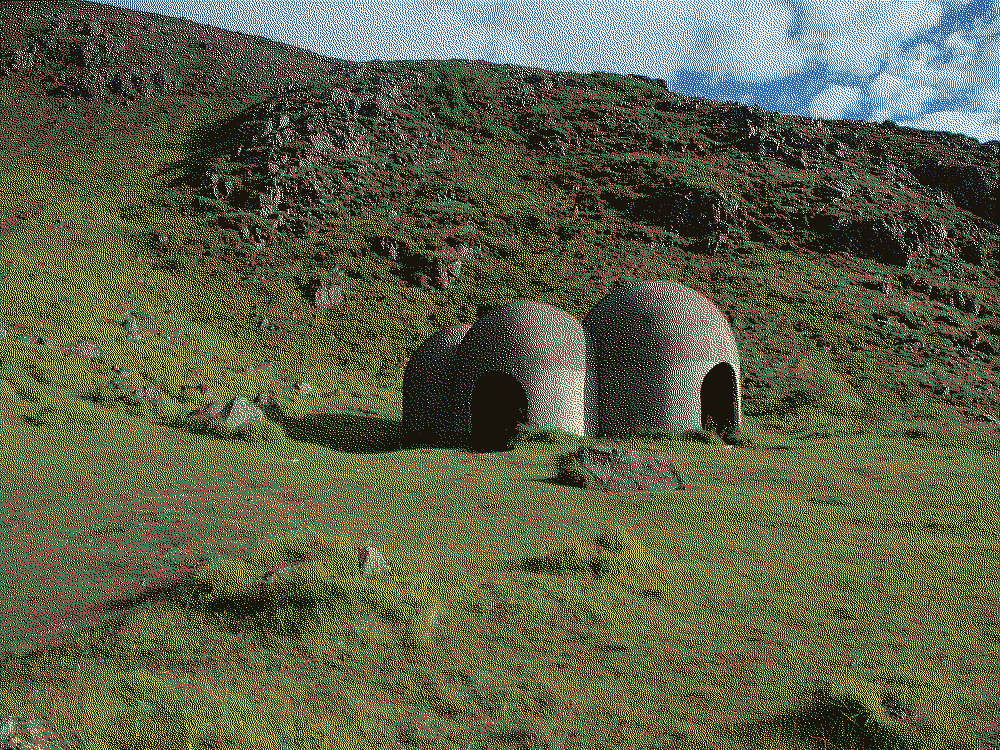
[700,362,738,439]
[470,371,529,451]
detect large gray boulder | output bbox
[576,444,684,493]
[219,397,265,428]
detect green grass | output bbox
[0,407,995,750]
[1,41,996,750]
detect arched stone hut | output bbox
[401,280,742,449]
[401,324,472,440]
[582,279,741,440]
[449,300,587,450]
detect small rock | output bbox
[63,341,101,359]
[0,327,5,340]
[110,379,128,390]
[359,546,388,576]
[220,396,264,428]
[111,366,133,379]
[311,283,344,310]
[253,392,275,407]
[296,381,313,395]
[132,385,162,405]
[191,402,224,417]
[195,385,214,400]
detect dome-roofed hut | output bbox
[401,324,472,440]
[400,280,742,450]
[582,279,741,439]
[450,300,587,451]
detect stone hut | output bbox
[402,279,742,450]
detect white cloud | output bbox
[810,84,863,118]
[913,108,1000,140]
[868,73,943,118]
[798,0,945,78]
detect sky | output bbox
[107,0,1000,143]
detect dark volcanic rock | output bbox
[633,185,746,237]
[912,160,998,221]
[824,216,954,266]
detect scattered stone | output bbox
[219,396,265,428]
[62,339,101,358]
[132,386,162,405]
[359,546,388,576]
[575,444,684,493]
[38,337,55,348]
[311,282,344,310]
[1,715,63,750]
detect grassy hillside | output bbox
[0,2,997,750]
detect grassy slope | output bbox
[0,3,997,750]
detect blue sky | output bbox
[108,0,999,142]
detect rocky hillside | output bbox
[2,0,998,426]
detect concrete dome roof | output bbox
[583,279,738,361]
[455,299,587,372]
[401,323,471,434]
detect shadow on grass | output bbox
[155,100,256,190]
[273,412,414,454]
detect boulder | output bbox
[123,316,141,341]
[576,444,684,493]
[359,546,388,576]
[62,340,101,358]
[132,386,162,405]
[825,216,953,266]
[1,714,63,750]
[219,397,264,428]
[311,283,344,310]
[635,185,747,237]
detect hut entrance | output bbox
[700,362,738,439]
[470,371,529,451]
